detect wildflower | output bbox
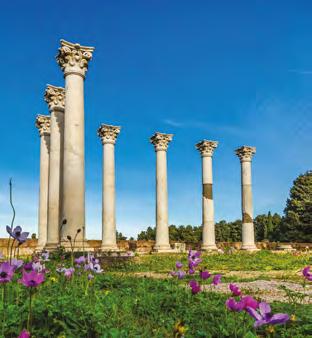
[19,270,45,288]
[266,326,275,334]
[32,261,45,273]
[225,298,244,312]
[18,329,30,338]
[63,267,75,279]
[174,320,187,337]
[0,262,14,283]
[302,266,312,281]
[212,274,222,285]
[75,256,86,265]
[49,276,57,283]
[56,266,65,273]
[229,283,241,296]
[91,263,103,274]
[88,274,94,280]
[189,280,201,294]
[246,302,289,328]
[199,270,211,280]
[176,261,183,269]
[23,262,33,272]
[241,296,258,310]
[41,251,50,261]
[11,258,24,271]
[6,225,29,243]
[290,314,296,322]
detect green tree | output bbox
[280,171,312,242]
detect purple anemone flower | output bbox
[229,283,241,296]
[176,270,186,279]
[6,225,29,243]
[41,251,50,261]
[91,263,103,274]
[32,261,45,273]
[188,250,201,260]
[63,267,75,279]
[175,261,183,269]
[212,274,222,285]
[75,256,86,265]
[23,262,33,272]
[11,258,24,271]
[0,262,14,283]
[18,329,30,338]
[200,270,211,280]
[226,298,245,312]
[241,296,258,310]
[19,270,45,288]
[88,274,94,280]
[302,266,312,281]
[246,302,289,328]
[189,280,201,294]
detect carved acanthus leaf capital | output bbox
[44,85,65,112]
[35,115,51,137]
[150,132,173,151]
[98,124,121,145]
[56,39,95,78]
[196,140,218,157]
[235,146,256,162]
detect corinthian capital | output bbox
[196,140,218,157]
[98,124,121,145]
[56,39,95,78]
[35,115,51,137]
[150,132,173,152]
[44,85,65,112]
[235,146,256,162]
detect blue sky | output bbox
[0,1,311,239]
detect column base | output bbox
[241,244,259,251]
[153,244,173,253]
[101,244,120,252]
[45,242,60,250]
[201,244,218,251]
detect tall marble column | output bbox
[235,146,257,250]
[44,85,65,249]
[196,140,218,250]
[56,40,94,243]
[98,124,121,251]
[35,115,51,249]
[150,132,173,252]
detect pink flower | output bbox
[212,274,222,285]
[302,266,312,281]
[0,262,14,283]
[241,296,258,310]
[189,280,201,294]
[175,261,183,269]
[19,270,45,288]
[18,329,30,338]
[64,267,75,279]
[199,270,211,280]
[229,283,241,296]
[226,298,244,312]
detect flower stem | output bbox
[27,288,33,332]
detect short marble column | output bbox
[44,85,65,249]
[98,124,121,251]
[56,40,94,243]
[35,115,51,249]
[196,140,218,250]
[150,132,173,252]
[235,146,258,250]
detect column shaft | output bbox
[46,110,64,248]
[37,135,50,248]
[62,74,85,241]
[102,143,117,249]
[201,155,217,249]
[155,150,170,250]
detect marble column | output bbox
[235,146,257,250]
[56,40,94,243]
[150,132,173,252]
[35,115,51,249]
[196,140,218,250]
[44,85,65,249]
[98,124,121,251]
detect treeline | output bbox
[137,171,312,243]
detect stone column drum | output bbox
[150,132,173,252]
[56,40,94,243]
[35,115,51,249]
[44,85,65,249]
[235,146,257,250]
[98,124,121,251]
[196,140,218,250]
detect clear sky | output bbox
[0,1,311,239]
